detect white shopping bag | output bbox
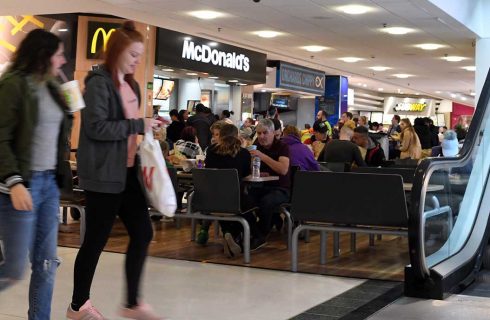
[138,131,176,217]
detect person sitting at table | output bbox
[205,124,252,257]
[282,125,320,171]
[174,126,203,159]
[318,126,366,168]
[247,119,290,250]
[352,126,385,167]
[312,119,329,160]
[210,120,226,146]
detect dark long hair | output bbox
[9,29,62,76]
[104,21,143,88]
[215,124,241,157]
[181,126,197,142]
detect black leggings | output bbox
[71,167,153,308]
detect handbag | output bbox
[138,131,177,217]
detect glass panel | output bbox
[424,115,490,267]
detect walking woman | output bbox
[399,118,422,160]
[0,29,71,319]
[67,21,162,320]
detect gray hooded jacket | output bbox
[77,67,143,193]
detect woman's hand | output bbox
[144,118,162,132]
[10,184,33,211]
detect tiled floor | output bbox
[367,294,490,320]
[0,247,363,320]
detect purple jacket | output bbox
[281,135,320,171]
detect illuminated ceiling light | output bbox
[186,72,198,76]
[393,74,412,78]
[302,45,328,52]
[238,83,248,86]
[208,42,218,47]
[363,84,367,87]
[415,43,445,50]
[470,91,476,96]
[380,27,415,35]
[442,56,466,62]
[435,91,441,94]
[228,79,239,83]
[261,89,267,92]
[188,10,225,20]
[253,30,282,38]
[450,93,457,98]
[339,57,364,63]
[58,28,69,32]
[415,92,420,95]
[369,66,391,71]
[461,97,467,101]
[337,4,373,15]
[209,76,219,79]
[378,88,384,91]
[462,66,476,71]
[162,68,174,72]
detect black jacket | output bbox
[166,120,185,143]
[413,119,432,149]
[77,67,144,193]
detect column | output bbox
[475,37,490,101]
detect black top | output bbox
[255,139,291,189]
[319,139,366,167]
[414,124,432,149]
[205,145,251,179]
[187,114,215,149]
[166,120,185,143]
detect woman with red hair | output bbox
[67,21,162,320]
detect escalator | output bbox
[405,68,490,300]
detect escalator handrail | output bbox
[408,68,490,280]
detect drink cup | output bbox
[60,80,86,112]
[247,145,257,151]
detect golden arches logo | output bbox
[90,27,116,54]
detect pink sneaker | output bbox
[66,300,106,320]
[118,302,164,320]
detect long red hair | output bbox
[104,21,143,88]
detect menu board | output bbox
[153,78,175,100]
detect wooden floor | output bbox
[58,217,408,281]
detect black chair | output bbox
[279,165,300,249]
[177,169,257,263]
[289,171,409,272]
[352,167,416,183]
[318,162,350,172]
[59,160,86,244]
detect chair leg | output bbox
[320,231,327,265]
[214,220,220,239]
[369,234,375,246]
[291,226,304,272]
[240,220,251,264]
[191,218,197,241]
[350,233,356,252]
[304,229,311,243]
[333,232,340,257]
[377,234,382,241]
[282,210,293,250]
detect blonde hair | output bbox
[283,125,301,139]
[343,120,356,130]
[400,118,416,140]
[215,124,241,157]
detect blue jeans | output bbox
[0,171,60,320]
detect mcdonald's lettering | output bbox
[141,166,155,191]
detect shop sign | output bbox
[156,28,266,83]
[86,22,121,59]
[274,61,325,95]
[394,102,427,112]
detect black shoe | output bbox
[250,237,267,251]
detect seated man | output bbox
[247,119,290,250]
[352,126,385,167]
[319,126,366,167]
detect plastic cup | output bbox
[247,145,257,151]
[60,80,86,112]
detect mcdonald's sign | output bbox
[86,21,121,59]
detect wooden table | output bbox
[243,175,279,183]
[176,172,193,179]
[403,183,444,192]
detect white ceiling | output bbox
[98,0,478,104]
[1,0,478,104]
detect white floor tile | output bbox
[0,247,363,320]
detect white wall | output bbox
[295,98,315,129]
